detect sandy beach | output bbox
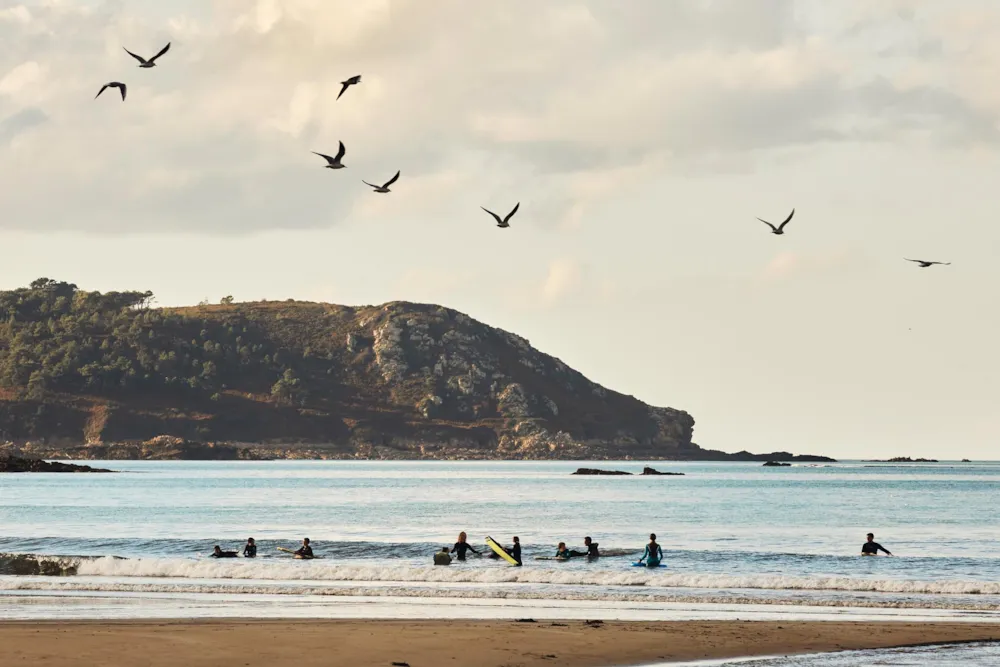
[0,620,996,666]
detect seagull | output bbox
[481,202,520,228]
[337,75,361,100]
[123,42,171,68]
[312,142,346,169]
[95,82,127,101]
[905,258,951,268]
[363,170,400,193]
[757,209,795,235]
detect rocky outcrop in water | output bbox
[572,468,632,475]
[0,454,112,473]
[762,461,791,467]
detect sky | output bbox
[1,0,999,460]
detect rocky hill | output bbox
[0,279,829,462]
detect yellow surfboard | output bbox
[485,536,519,565]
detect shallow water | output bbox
[660,642,1000,666]
[1,460,999,616]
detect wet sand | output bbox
[0,619,997,666]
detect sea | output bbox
[1,460,999,662]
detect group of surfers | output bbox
[209,532,893,564]
[433,532,665,567]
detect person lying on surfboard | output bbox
[210,545,238,558]
[569,536,599,559]
[637,533,663,568]
[555,542,571,559]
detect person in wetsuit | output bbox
[509,536,522,566]
[294,537,314,559]
[569,536,599,559]
[211,545,238,558]
[555,542,571,559]
[451,531,480,561]
[637,533,663,568]
[434,547,453,566]
[243,538,257,558]
[861,533,893,556]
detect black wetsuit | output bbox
[511,543,522,566]
[862,541,890,555]
[212,550,238,558]
[243,543,257,558]
[295,545,314,559]
[570,543,600,558]
[451,541,479,561]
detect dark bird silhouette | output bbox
[312,142,346,169]
[757,209,795,235]
[481,202,520,228]
[337,75,361,100]
[363,170,400,193]
[95,82,126,101]
[905,258,951,268]
[123,42,171,68]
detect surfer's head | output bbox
[558,542,566,550]
[303,537,310,545]
[247,538,255,544]
[584,536,592,545]
[458,532,467,542]
[649,533,657,542]
[866,533,875,541]
[513,536,520,543]
[440,547,449,553]
[213,545,221,554]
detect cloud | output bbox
[759,247,870,282]
[0,107,47,144]
[542,258,585,303]
[0,1,998,234]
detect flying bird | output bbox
[481,202,520,228]
[95,82,126,101]
[123,42,171,68]
[905,258,951,268]
[313,142,347,169]
[337,75,361,100]
[757,209,795,235]
[363,170,400,193]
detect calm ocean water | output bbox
[1,460,999,626]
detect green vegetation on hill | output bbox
[0,278,724,460]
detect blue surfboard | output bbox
[632,562,666,568]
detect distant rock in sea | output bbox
[762,461,791,467]
[572,468,632,475]
[866,457,940,463]
[640,467,684,476]
[0,455,112,473]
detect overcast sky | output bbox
[2,0,999,460]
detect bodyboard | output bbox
[485,536,519,565]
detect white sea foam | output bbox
[56,557,1000,596]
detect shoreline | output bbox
[0,620,997,667]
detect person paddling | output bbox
[570,536,599,559]
[211,545,238,558]
[243,538,257,558]
[294,538,314,559]
[637,533,663,568]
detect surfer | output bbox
[434,547,452,566]
[294,538,314,559]
[211,545,238,558]
[243,538,257,558]
[555,542,571,559]
[637,533,663,568]
[509,536,522,566]
[451,531,481,561]
[861,533,893,556]
[569,536,599,559]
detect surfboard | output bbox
[485,536,519,565]
[632,562,666,568]
[277,547,318,559]
[534,556,570,561]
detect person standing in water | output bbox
[434,547,452,566]
[294,538,314,559]
[509,536,522,566]
[570,536,599,559]
[243,538,257,558]
[861,533,893,556]
[451,532,480,561]
[637,533,663,568]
